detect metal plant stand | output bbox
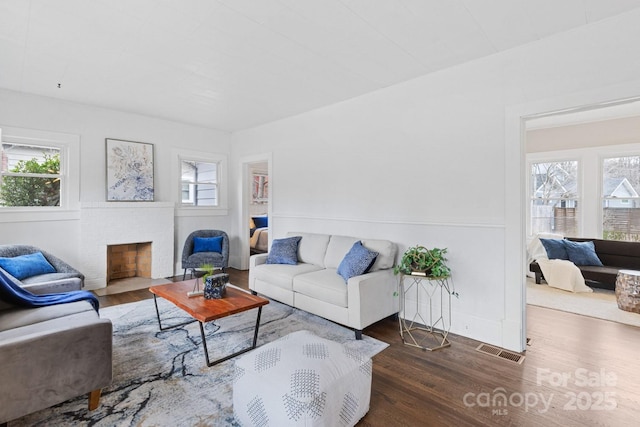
[398,273,452,351]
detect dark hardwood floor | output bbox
[97,269,640,426]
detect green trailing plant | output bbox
[393,245,451,278]
[199,263,219,280]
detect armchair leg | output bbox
[355,329,363,340]
[183,269,187,280]
[88,389,102,411]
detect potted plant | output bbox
[200,264,229,299]
[393,245,451,278]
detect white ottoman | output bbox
[233,330,372,426]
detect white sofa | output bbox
[249,232,398,339]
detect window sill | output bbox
[0,209,81,223]
[175,207,228,217]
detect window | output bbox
[530,160,579,236]
[0,124,79,213]
[602,156,640,241]
[0,142,61,207]
[181,159,218,207]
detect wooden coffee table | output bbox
[149,280,269,367]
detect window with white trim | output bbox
[0,126,77,211]
[530,160,579,236]
[602,155,640,241]
[180,159,219,207]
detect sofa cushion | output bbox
[539,238,569,260]
[266,236,302,265]
[252,263,323,291]
[293,269,348,308]
[0,252,56,280]
[337,241,378,282]
[20,272,83,285]
[288,232,330,267]
[0,300,94,333]
[361,238,397,271]
[564,240,603,266]
[324,236,360,269]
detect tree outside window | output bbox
[530,161,579,236]
[0,143,61,207]
[603,156,640,241]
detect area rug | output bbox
[527,279,640,328]
[12,297,388,426]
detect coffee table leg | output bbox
[153,295,197,331]
[199,306,263,367]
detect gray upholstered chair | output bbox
[181,230,229,279]
[0,245,85,293]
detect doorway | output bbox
[240,154,272,270]
[522,97,640,326]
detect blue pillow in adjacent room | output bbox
[0,252,56,280]
[539,238,569,260]
[193,236,223,253]
[266,236,302,265]
[564,240,603,266]
[337,241,378,283]
[252,216,268,228]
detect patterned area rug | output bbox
[12,297,388,426]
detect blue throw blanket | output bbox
[0,269,99,312]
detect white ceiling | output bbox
[2,0,640,132]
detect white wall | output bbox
[0,88,233,279]
[231,9,640,351]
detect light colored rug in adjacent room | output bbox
[526,279,640,328]
[12,298,388,427]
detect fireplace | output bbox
[106,242,152,283]
[80,202,174,289]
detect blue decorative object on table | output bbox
[204,273,230,299]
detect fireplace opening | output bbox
[106,242,152,284]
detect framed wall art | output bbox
[106,138,154,201]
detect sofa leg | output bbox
[88,389,102,411]
[535,272,542,284]
[355,329,363,340]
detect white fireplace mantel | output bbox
[80,202,175,289]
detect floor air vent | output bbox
[476,343,525,364]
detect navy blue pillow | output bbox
[252,216,268,228]
[564,240,603,266]
[193,236,223,253]
[337,241,378,283]
[0,252,56,280]
[266,236,301,265]
[539,238,569,260]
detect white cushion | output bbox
[288,232,330,267]
[251,263,322,291]
[361,239,396,271]
[324,236,359,269]
[233,330,372,426]
[293,269,348,308]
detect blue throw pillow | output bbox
[0,252,56,280]
[564,240,603,266]
[539,238,569,260]
[266,236,301,265]
[193,236,223,253]
[337,241,378,283]
[252,216,268,228]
